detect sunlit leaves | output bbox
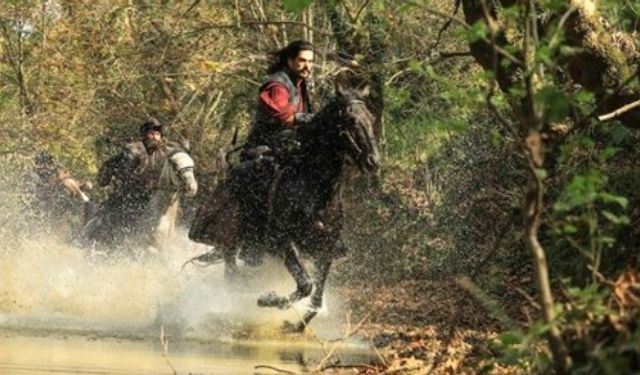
[535,46,554,66]
[599,193,629,209]
[468,20,488,43]
[535,168,548,180]
[540,0,570,12]
[553,171,604,211]
[574,89,595,106]
[408,60,444,83]
[497,322,551,369]
[601,211,630,225]
[282,0,313,12]
[551,165,630,259]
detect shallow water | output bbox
[0,330,373,374]
[0,228,373,374]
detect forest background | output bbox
[1,0,639,373]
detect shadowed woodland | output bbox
[1,0,640,373]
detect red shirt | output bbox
[259,81,306,127]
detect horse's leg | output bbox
[257,241,312,309]
[223,246,239,280]
[283,257,332,333]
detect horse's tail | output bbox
[188,178,240,249]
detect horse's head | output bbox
[335,85,380,173]
[165,143,198,197]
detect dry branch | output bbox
[598,99,640,122]
[254,365,297,374]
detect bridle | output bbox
[339,99,369,157]
[167,148,195,178]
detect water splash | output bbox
[0,221,351,344]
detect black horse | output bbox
[189,86,380,332]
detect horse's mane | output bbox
[297,95,345,158]
[308,96,342,130]
[305,87,369,133]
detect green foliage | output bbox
[468,20,488,43]
[540,0,571,12]
[601,0,640,32]
[496,321,551,371]
[535,85,570,123]
[549,125,637,282]
[383,55,486,170]
[282,0,313,12]
[497,279,640,374]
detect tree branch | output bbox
[406,0,522,67]
[183,20,331,38]
[353,0,372,24]
[598,98,640,122]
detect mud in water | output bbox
[0,221,373,374]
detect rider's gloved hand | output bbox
[276,129,295,141]
[294,113,315,125]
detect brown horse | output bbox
[189,86,380,332]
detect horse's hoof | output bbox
[257,291,290,309]
[282,320,305,333]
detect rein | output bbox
[167,149,195,175]
[339,99,368,155]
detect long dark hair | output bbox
[267,40,314,74]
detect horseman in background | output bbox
[27,152,63,217]
[25,152,91,235]
[93,117,167,246]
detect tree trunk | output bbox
[524,131,571,373]
[560,2,640,127]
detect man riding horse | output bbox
[91,118,168,247]
[232,40,328,262]
[188,47,381,330]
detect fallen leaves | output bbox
[342,279,520,374]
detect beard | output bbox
[287,67,309,81]
[296,68,310,79]
[144,139,161,152]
